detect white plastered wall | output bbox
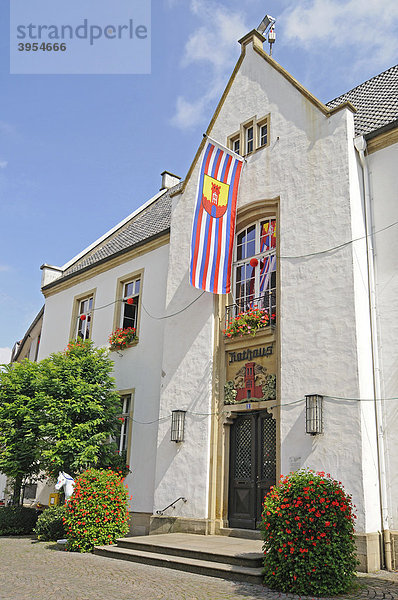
[369,141,398,529]
[155,40,380,532]
[153,186,214,518]
[38,243,169,513]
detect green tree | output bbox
[0,360,43,505]
[39,340,126,478]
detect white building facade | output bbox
[31,30,397,571]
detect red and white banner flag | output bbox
[190,138,244,294]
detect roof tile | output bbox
[326,64,398,135]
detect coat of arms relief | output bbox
[224,361,276,405]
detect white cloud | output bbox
[0,265,11,272]
[171,0,248,130]
[282,0,398,70]
[172,95,209,130]
[0,347,12,364]
[0,161,8,169]
[182,2,247,70]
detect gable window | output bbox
[232,136,240,155]
[232,218,276,321]
[258,121,268,147]
[228,132,241,155]
[246,126,254,154]
[116,393,132,458]
[76,296,93,340]
[121,278,140,330]
[227,114,270,156]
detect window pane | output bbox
[259,255,276,293]
[117,394,131,455]
[246,225,256,258]
[235,261,256,311]
[260,124,267,146]
[124,282,134,298]
[124,395,131,415]
[76,296,93,340]
[237,226,256,260]
[77,320,84,339]
[233,139,240,154]
[134,279,140,294]
[246,127,253,154]
[236,231,245,260]
[260,219,276,252]
[259,255,276,315]
[122,303,137,329]
[85,315,91,339]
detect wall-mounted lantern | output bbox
[171,410,186,442]
[305,394,323,435]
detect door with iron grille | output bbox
[228,410,276,529]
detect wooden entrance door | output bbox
[228,411,276,529]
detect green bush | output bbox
[34,505,67,541]
[64,468,130,552]
[0,506,39,536]
[261,470,357,597]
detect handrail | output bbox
[156,496,187,515]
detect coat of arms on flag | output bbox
[190,138,244,294]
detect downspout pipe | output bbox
[354,135,392,571]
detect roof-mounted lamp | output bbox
[257,14,276,56]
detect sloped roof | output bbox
[11,305,44,362]
[44,182,182,288]
[326,64,398,136]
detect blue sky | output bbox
[1,0,397,361]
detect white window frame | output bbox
[245,125,254,154]
[258,120,268,148]
[120,278,141,330]
[76,296,93,340]
[117,393,132,455]
[233,218,276,308]
[228,131,241,155]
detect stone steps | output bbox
[219,527,262,540]
[94,533,264,584]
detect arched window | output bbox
[229,218,276,323]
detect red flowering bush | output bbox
[64,468,130,552]
[261,470,357,596]
[108,327,137,351]
[224,308,275,338]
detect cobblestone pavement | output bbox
[1,537,398,600]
